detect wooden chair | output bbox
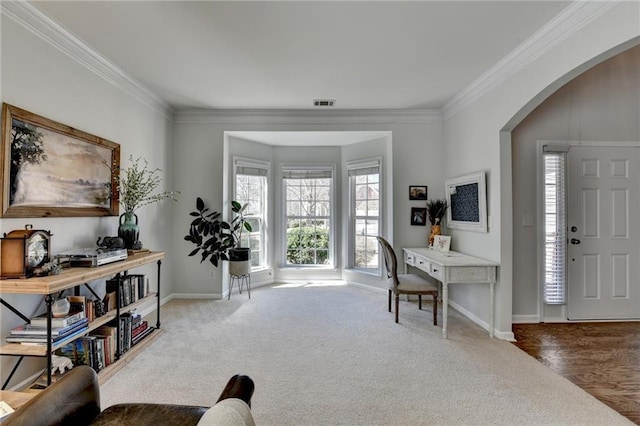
[376,236,438,325]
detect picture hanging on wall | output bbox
[409,185,427,200]
[1,103,120,218]
[445,171,487,232]
[410,207,427,226]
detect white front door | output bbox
[567,146,640,320]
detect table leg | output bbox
[442,282,449,339]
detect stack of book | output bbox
[105,274,147,309]
[6,312,88,345]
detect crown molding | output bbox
[442,1,619,121]
[1,1,172,118]
[174,108,442,125]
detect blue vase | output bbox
[118,212,139,250]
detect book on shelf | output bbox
[106,274,147,309]
[6,325,88,345]
[91,325,117,366]
[10,318,89,337]
[30,310,85,328]
[132,326,154,346]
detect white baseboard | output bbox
[512,314,540,324]
[170,293,222,299]
[448,300,515,341]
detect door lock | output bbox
[570,238,581,245]
[570,226,578,232]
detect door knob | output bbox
[570,238,581,245]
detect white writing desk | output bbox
[402,248,498,339]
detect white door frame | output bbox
[537,140,640,323]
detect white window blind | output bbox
[543,152,567,304]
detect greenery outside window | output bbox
[283,167,334,267]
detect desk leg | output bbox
[442,282,449,339]
[489,281,495,338]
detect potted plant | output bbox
[426,199,447,247]
[184,197,253,267]
[117,156,179,249]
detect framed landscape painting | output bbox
[1,103,120,217]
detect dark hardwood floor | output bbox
[513,322,640,424]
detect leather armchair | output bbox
[4,366,254,426]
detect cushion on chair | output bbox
[396,274,438,293]
[197,398,255,426]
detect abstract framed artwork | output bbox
[409,185,427,200]
[410,207,427,226]
[1,103,120,217]
[445,171,487,232]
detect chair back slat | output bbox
[376,236,399,290]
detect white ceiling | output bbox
[33,1,571,111]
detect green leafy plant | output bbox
[184,197,253,267]
[286,226,329,265]
[426,199,448,225]
[118,156,179,214]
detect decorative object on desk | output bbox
[1,103,120,218]
[426,199,448,246]
[410,207,427,226]
[33,259,62,277]
[409,185,427,200]
[52,297,71,318]
[185,197,253,267]
[433,235,451,252]
[445,171,487,232]
[96,236,125,250]
[0,224,52,279]
[116,155,179,249]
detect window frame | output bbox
[541,149,567,305]
[233,157,270,271]
[347,157,382,273]
[281,164,336,268]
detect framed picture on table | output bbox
[433,235,451,252]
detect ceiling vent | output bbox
[313,99,336,107]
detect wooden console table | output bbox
[0,251,164,388]
[402,248,498,339]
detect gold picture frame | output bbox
[1,103,120,217]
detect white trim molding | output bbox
[442,1,619,121]
[1,1,172,117]
[174,108,442,125]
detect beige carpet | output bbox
[100,283,632,425]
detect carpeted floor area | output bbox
[101,283,632,425]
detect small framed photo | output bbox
[409,185,427,200]
[411,207,427,226]
[433,235,451,252]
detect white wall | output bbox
[172,111,443,297]
[0,13,174,388]
[442,2,640,339]
[512,45,640,322]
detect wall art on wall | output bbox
[410,207,427,226]
[409,185,427,200]
[1,103,120,217]
[445,171,487,232]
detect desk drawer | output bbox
[404,251,416,267]
[429,263,444,280]
[414,256,443,280]
[414,255,430,274]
